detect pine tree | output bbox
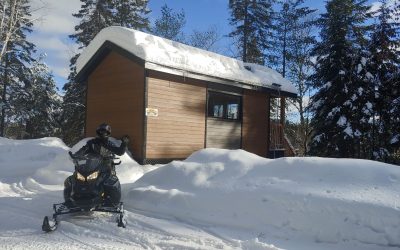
[271,0,316,155]
[62,0,151,146]
[368,0,400,162]
[228,0,275,64]
[152,4,186,42]
[308,0,372,158]
[272,0,316,76]
[0,0,35,137]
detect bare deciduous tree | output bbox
[0,0,43,64]
[188,25,221,52]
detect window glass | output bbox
[227,104,238,119]
[213,105,224,118]
[208,91,241,120]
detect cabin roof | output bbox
[76,26,297,97]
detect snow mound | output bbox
[0,137,145,193]
[0,137,71,185]
[126,148,400,247]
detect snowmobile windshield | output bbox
[74,154,103,173]
[84,155,103,169]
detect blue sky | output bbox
[28,0,381,92]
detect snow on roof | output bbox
[76,26,297,95]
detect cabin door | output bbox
[205,91,242,149]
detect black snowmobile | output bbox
[42,152,126,232]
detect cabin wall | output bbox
[86,51,145,160]
[145,71,206,159]
[242,90,270,157]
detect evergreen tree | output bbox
[62,0,151,146]
[272,0,316,76]
[110,0,150,29]
[272,0,316,155]
[61,0,114,145]
[308,0,372,158]
[0,0,35,137]
[368,0,400,162]
[228,0,275,64]
[70,0,114,49]
[152,4,186,42]
[10,57,62,138]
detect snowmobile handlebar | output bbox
[68,151,120,162]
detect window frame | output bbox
[207,91,242,121]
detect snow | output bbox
[391,134,399,144]
[327,107,340,118]
[343,125,354,137]
[366,72,374,80]
[337,116,347,126]
[361,57,367,66]
[76,26,297,95]
[357,64,363,74]
[1,137,400,250]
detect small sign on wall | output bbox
[146,108,159,117]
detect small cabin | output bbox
[75,26,297,164]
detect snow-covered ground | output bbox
[1,137,399,250]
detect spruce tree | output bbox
[308,0,372,158]
[368,0,400,162]
[228,0,275,64]
[11,57,62,138]
[110,0,150,29]
[61,0,114,145]
[152,4,186,42]
[0,0,35,137]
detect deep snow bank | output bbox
[0,137,71,196]
[126,148,400,247]
[0,137,146,196]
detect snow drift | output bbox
[126,148,400,247]
[1,137,400,249]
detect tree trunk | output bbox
[242,0,249,62]
[0,54,9,137]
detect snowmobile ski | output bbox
[42,216,58,232]
[42,202,126,232]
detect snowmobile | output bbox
[42,152,126,232]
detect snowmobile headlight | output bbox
[76,172,86,182]
[86,171,99,181]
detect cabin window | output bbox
[208,91,241,120]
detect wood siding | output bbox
[242,90,270,157]
[206,118,241,149]
[86,51,145,160]
[146,72,206,159]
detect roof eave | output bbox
[75,41,297,98]
[145,62,297,98]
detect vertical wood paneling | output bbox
[86,51,145,160]
[146,74,206,159]
[242,90,270,157]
